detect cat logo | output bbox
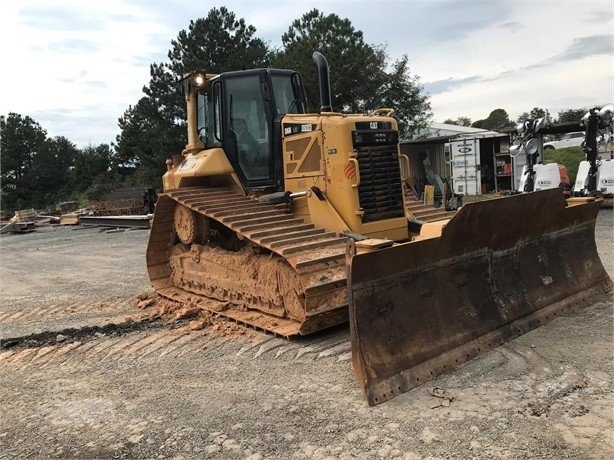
[370,122,378,129]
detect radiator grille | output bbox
[356,144,405,223]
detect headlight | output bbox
[194,74,205,86]
[526,138,539,156]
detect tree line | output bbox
[443,107,589,131]
[113,7,433,186]
[1,8,432,212]
[1,7,593,213]
[0,113,121,212]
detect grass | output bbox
[543,146,584,184]
[464,146,585,202]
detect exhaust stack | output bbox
[312,51,333,112]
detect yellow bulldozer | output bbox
[147,52,611,405]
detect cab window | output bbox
[271,74,304,114]
[197,82,222,147]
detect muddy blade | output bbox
[348,189,612,405]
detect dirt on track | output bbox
[0,212,613,460]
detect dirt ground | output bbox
[0,210,612,460]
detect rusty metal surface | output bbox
[348,188,612,405]
[146,187,349,337]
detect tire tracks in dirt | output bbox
[0,319,353,369]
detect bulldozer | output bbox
[147,52,612,404]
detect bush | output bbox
[543,146,584,184]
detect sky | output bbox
[1,0,612,147]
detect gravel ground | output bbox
[0,210,612,460]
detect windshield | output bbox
[271,74,304,115]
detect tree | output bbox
[71,144,114,194]
[272,9,431,137]
[374,54,431,138]
[26,136,79,208]
[444,116,472,126]
[114,96,179,186]
[557,108,588,124]
[167,7,269,75]
[0,113,47,211]
[480,109,513,131]
[272,9,387,113]
[516,107,552,124]
[115,7,270,185]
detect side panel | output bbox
[518,164,560,192]
[534,163,563,190]
[598,159,614,194]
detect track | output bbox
[147,187,350,337]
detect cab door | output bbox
[222,74,273,187]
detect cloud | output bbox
[466,34,612,85]
[497,21,522,32]
[131,54,161,69]
[20,6,105,31]
[30,106,120,146]
[49,39,100,53]
[423,76,482,95]
[415,1,514,43]
[4,0,612,147]
[110,13,140,23]
[584,9,613,24]
[85,81,108,89]
[554,35,613,62]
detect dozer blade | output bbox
[348,189,612,405]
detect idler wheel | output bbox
[174,204,197,244]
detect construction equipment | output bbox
[147,53,611,404]
[510,118,571,194]
[574,105,613,206]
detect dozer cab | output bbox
[147,52,612,404]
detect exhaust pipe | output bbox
[312,51,333,112]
